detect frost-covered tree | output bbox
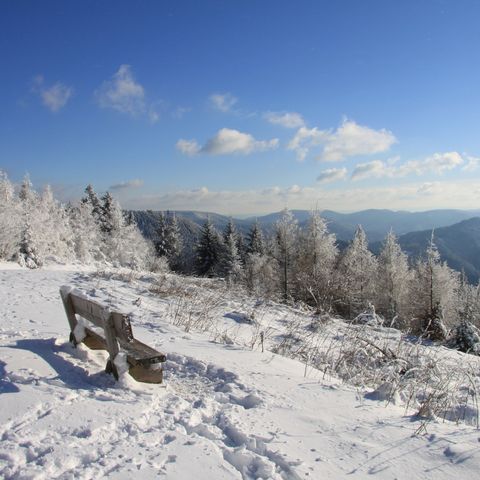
[273,208,299,301]
[220,218,243,281]
[155,212,183,270]
[98,192,151,269]
[18,215,41,268]
[35,185,74,262]
[411,233,460,333]
[100,191,117,234]
[295,211,338,312]
[246,220,265,256]
[68,201,104,264]
[81,184,103,222]
[337,225,377,317]
[0,171,21,259]
[155,212,170,257]
[195,217,223,277]
[376,230,412,325]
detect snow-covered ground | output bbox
[1,264,480,479]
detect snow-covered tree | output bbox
[0,171,21,259]
[35,185,74,262]
[195,217,223,277]
[220,218,243,281]
[337,225,377,317]
[17,215,41,268]
[376,230,412,325]
[155,212,183,270]
[98,191,151,269]
[68,201,104,264]
[411,233,460,333]
[246,220,265,256]
[81,184,103,223]
[295,211,338,312]
[273,208,299,301]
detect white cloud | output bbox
[264,111,305,129]
[209,92,238,113]
[32,76,73,112]
[287,126,328,161]
[397,151,463,176]
[110,179,144,191]
[288,119,396,162]
[462,155,480,172]
[177,128,279,156]
[176,139,201,156]
[351,160,390,181]
[317,167,347,184]
[95,65,146,115]
[350,152,464,181]
[318,119,397,162]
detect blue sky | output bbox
[1,0,480,214]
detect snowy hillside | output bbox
[1,264,480,479]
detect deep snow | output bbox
[1,264,480,479]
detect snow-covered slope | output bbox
[1,264,480,479]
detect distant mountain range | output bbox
[131,208,480,282]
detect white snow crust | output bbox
[1,265,480,479]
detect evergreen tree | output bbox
[100,191,117,234]
[155,212,170,257]
[273,208,299,301]
[246,220,265,256]
[337,225,377,317]
[296,210,338,311]
[155,212,183,270]
[0,171,21,259]
[18,215,41,268]
[412,232,460,332]
[221,218,243,281]
[68,201,104,263]
[195,217,223,277]
[167,213,183,270]
[376,230,411,325]
[81,184,103,222]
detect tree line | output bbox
[1,171,479,349]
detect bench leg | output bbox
[105,359,119,380]
[69,331,78,347]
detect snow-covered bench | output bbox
[60,286,166,383]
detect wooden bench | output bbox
[60,286,166,383]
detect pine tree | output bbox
[195,217,222,277]
[412,232,460,333]
[100,191,117,234]
[296,210,338,311]
[0,171,21,259]
[221,218,243,281]
[18,215,41,268]
[155,212,170,257]
[273,208,299,301]
[246,220,265,256]
[376,230,411,325]
[81,184,103,222]
[155,212,183,270]
[337,225,377,317]
[68,201,104,263]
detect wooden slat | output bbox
[69,294,109,329]
[118,338,166,365]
